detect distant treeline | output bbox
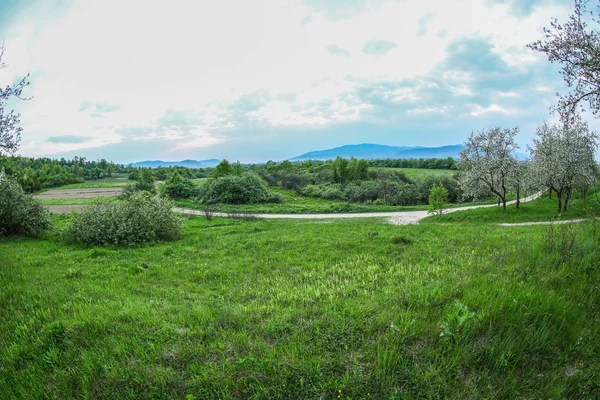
[367,157,457,169]
[0,155,458,193]
[0,156,123,192]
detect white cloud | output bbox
[469,103,517,117]
[0,0,572,158]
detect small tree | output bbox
[331,157,350,185]
[231,161,243,176]
[213,159,233,178]
[428,184,448,215]
[136,168,155,192]
[459,126,519,209]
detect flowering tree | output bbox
[459,127,519,209]
[529,115,598,212]
[528,0,600,117]
[0,44,29,155]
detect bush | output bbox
[66,192,181,247]
[0,178,51,237]
[161,171,198,199]
[202,173,282,204]
[428,184,449,215]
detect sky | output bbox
[0,0,591,163]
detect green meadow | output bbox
[1,208,599,399]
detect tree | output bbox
[136,168,156,192]
[508,160,532,209]
[428,184,448,215]
[231,161,243,176]
[213,159,232,178]
[331,157,350,185]
[530,116,598,212]
[528,0,600,117]
[459,127,519,209]
[348,157,369,182]
[0,44,30,155]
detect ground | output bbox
[4,174,599,398]
[1,216,599,399]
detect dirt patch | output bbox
[35,187,124,199]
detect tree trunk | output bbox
[557,189,563,213]
[502,198,507,209]
[516,186,520,209]
[549,188,552,199]
[563,188,572,212]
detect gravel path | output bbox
[45,192,544,226]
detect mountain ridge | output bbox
[289,143,464,161]
[131,159,220,168]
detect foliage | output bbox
[459,126,520,209]
[528,0,600,116]
[530,116,598,212]
[0,44,29,155]
[428,184,449,215]
[161,171,198,199]
[0,177,50,236]
[213,159,233,178]
[123,168,156,197]
[65,192,180,247]
[202,173,282,204]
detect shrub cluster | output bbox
[0,178,50,237]
[161,171,198,199]
[202,173,282,204]
[66,192,180,246]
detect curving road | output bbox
[177,192,542,225]
[43,193,544,226]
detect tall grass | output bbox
[0,217,599,398]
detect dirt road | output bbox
[43,192,547,226]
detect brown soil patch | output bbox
[35,187,124,199]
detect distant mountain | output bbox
[289,143,464,161]
[131,159,220,168]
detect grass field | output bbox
[371,167,457,179]
[1,214,599,399]
[423,190,600,224]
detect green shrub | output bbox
[202,173,282,204]
[0,178,50,237]
[66,192,180,247]
[428,184,449,215]
[161,171,198,199]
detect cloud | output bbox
[78,102,120,113]
[469,103,516,117]
[326,44,350,56]
[0,0,579,161]
[417,12,436,36]
[362,39,397,56]
[47,135,88,144]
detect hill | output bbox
[131,159,220,168]
[289,143,463,161]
